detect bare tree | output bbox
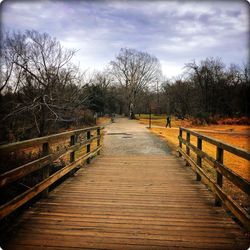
[91,70,113,88]
[0,30,89,141]
[185,58,226,115]
[110,48,162,117]
[0,32,24,93]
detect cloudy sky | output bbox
[1,0,249,78]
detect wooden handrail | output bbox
[0,125,104,154]
[180,127,250,160]
[178,127,250,231]
[0,135,101,188]
[0,126,104,219]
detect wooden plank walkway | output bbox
[2,119,250,249]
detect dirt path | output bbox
[103,118,171,155]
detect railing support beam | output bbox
[179,128,183,157]
[69,135,76,176]
[41,142,50,197]
[97,128,101,155]
[186,132,190,166]
[215,147,223,206]
[86,131,91,164]
[196,138,202,181]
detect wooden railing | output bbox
[0,125,104,219]
[178,127,250,231]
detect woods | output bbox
[1,30,249,143]
[160,59,250,122]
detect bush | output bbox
[218,117,250,125]
[191,112,219,125]
[82,109,95,125]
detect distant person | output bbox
[94,112,98,124]
[129,103,135,119]
[166,115,171,128]
[111,113,115,123]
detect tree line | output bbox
[158,58,249,123]
[1,30,249,143]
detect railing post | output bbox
[185,132,190,166]
[215,147,223,206]
[196,137,202,181]
[86,130,91,164]
[97,128,101,155]
[42,142,49,197]
[69,134,76,176]
[70,135,76,163]
[179,128,183,157]
[186,132,190,156]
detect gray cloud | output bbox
[1,0,249,77]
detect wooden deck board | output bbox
[2,155,249,249]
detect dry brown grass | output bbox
[138,117,193,128]
[140,118,250,176]
[96,117,111,125]
[90,115,250,183]
[148,127,250,181]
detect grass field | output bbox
[137,114,250,179]
[149,127,250,180]
[96,116,111,125]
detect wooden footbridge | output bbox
[0,118,249,249]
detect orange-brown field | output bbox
[138,116,250,181]
[96,116,111,125]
